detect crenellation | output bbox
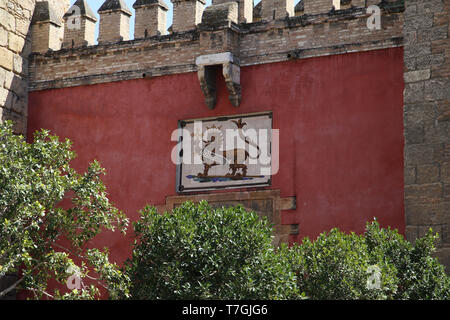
[26,0,405,51]
[62,0,97,48]
[98,0,132,43]
[212,0,253,23]
[262,0,295,20]
[294,0,304,16]
[303,0,333,15]
[133,0,169,38]
[238,0,253,23]
[28,4,404,92]
[201,2,239,28]
[30,1,62,53]
[171,0,206,33]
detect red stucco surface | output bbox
[27,48,405,267]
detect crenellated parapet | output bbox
[28,0,405,108]
[28,0,407,54]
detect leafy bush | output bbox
[290,220,449,300]
[0,121,130,299]
[125,198,448,300]
[364,221,449,300]
[124,201,299,299]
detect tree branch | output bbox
[0,274,24,298]
[0,262,45,298]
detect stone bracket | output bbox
[196,52,241,109]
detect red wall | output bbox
[27,48,405,266]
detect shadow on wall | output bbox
[0,1,36,136]
[1,1,69,135]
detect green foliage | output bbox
[0,121,130,299]
[364,221,449,299]
[289,227,397,299]
[290,220,449,300]
[124,201,300,299]
[2,120,446,300]
[125,197,448,300]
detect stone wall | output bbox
[0,0,34,134]
[0,0,448,300]
[403,0,450,271]
[0,0,69,134]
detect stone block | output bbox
[404,166,417,185]
[18,0,35,12]
[417,25,448,43]
[445,183,450,197]
[405,143,440,166]
[3,70,13,89]
[403,57,416,72]
[416,164,440,184]
[13,54,27,75]
[416,0,445,14]
[0,26,7,46]
[0,46,13,71]
[405,102,437,126]
[442,162,450,183]
[0,86,9,106]
[403,13,434,32]
[424,121,450,144]
[403,3,417,18]
[404,69,431,83]
[416,54,445,69]
[403,31,417,47]
[404,82,425,104]
[424,78,450,101]
[404,125,424,144]
[405,199,450,225]
[0,8,15,31]
[15,16,32,36]
[0,67,5,86]
[405,183,443,199]
[405,43,432,59]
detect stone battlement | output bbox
[29,0,404,92]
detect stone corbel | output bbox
[196,52,241,109]
[197,65,217,110]
[223,61,241,108]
